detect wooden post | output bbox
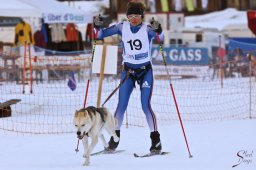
[97,44,107,107]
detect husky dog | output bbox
[73,106,119,166]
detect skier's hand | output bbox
[150,18,162,34]
[93,15,103,29]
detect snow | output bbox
[185,8,247,30]
[0,119,255,170]
[0,76,255,170]
[0,4,255,170]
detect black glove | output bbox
[93,15,103,29]
[150,19,162,34]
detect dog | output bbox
[73,106,119,166]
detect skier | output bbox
[93,1,164,153]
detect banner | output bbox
[151,47,209,65]
[43,13,92,23]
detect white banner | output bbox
[43,13,92,23]
[154,65,209,76]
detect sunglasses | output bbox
[127,15,142,20]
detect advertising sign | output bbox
[43,13,92,23]
[151,47,209,65]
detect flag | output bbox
[247,10,256,35]
[217,47,226,60]
[67,71,76,91]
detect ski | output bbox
[91,149,125,156]
[134,151,169,158]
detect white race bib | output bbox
[122,21,150,64]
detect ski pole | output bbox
[77,22,99,152]
[155,28,193,158]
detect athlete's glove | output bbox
[93,15,103,29]
[150,18,162,34]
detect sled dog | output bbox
[73,106,119,166]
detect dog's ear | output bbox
[75,110,78,117]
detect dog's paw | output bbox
[83,160,90,166]
[83,153,89,158]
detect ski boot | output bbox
[150,131,162,153]
[106,130,120,151]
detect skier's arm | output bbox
[97,23,122,40]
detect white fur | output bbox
[73,107,119,166]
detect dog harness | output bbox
[85,106,105,122]
[124,63,152,88]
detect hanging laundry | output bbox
[14,20,34,46]
[78,31,84,51]
[185,0,195,12]
[202,0,208,10]
[66,23,79,42]
[34,30,46,49]
[40,19,48,43]
[85,23,94,42]
[174,0,183,11]
[195,0,202,11]
[50,23,66,43]
[161,0,169,12]
[148,0,156,12]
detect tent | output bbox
[21,0,94,23]
[222,24,253,38]
[228,38,256,56]
[0,0,41,17]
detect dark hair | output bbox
[126,1,146,17]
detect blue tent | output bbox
[228,38,256,58]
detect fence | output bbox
[0,45,256,134]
